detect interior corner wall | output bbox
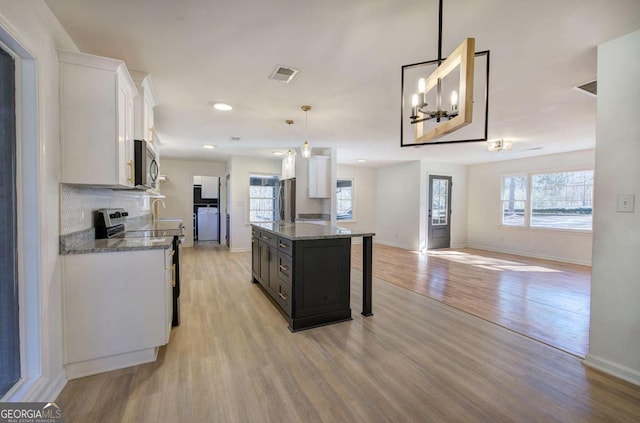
[336,164,377,243]
[419,160,468,250]
[157,159,227,247]
[466,150,595,265]
[376,161,421,249]
[584,28,640,386]
[229,156,281,252]
[0,0,77,401]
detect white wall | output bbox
[0,0,77,401]
[336,164,377,243]
[584,29,640,386]
[467,149,595,265]
[376,160,468,251]
[157,158,227,247]
[376,161,422,249]
[229,156,281,251]
[420,160,468,249]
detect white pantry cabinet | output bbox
[308,155,331,198]
[59,50,138,187]
[62,247,173,379]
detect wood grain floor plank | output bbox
[56,244,640,422]
[352,244,591,356]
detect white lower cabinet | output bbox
[62,247,173,379]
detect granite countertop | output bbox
[253,222,375,240]
[61,236,173,255]
[126,218,184,236]
[60,217,183,255]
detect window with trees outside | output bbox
[501,175,527,226]
[501,170,593,231]
[249,175,279,223]
[336,179,353,221]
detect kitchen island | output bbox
[251,222,374,331]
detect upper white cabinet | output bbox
[201,176,219,199]
[130,70,159,147]
[59,50,138,187]
[282,155,296,180]
[308,155,331,198]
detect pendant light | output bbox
[301,105,312,159]
[285,119,295,164]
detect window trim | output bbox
[499,169,594,233]
[336,178,355,222]
[0,26,41,402]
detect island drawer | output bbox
[277,237,293,256]
[276,279,292,316]
[277,252,292,283]
[258,230,277,247]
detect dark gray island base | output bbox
[251,222,375,331]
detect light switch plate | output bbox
[617,194,635,213]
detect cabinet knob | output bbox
[279,265,289,272]
[279,243,288,248]
[278,292,288,301]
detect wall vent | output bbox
[576,80,597,96]
[268,65,299,83]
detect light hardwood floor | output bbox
[56,244,640,422]
[352,244,591,357]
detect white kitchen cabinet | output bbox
[201,176,219,199]
[308,155,331,198]
[59,50,138,187]
[282,155,296,180]
[62,247,173,379]
[130,71,159,146]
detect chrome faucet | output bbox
[152,198,166,223]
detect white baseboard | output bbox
[3,369,67,402]
[465,243,592,266]
[583,354,640,387]
[374,240,418,251]
[230,247,251,253]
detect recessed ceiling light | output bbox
[202,145,216,149]
[212,102,232,111]
[272,151,285,156]
[357,159,366,163]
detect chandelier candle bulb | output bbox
[411,94,419,117]
[451,91,458,112]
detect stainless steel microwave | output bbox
[134,139,158,189]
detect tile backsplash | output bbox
[60,184,152,235]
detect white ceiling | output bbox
[45,0,640,167]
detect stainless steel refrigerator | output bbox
[277,178,296,222]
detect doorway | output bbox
[193,176,220,243]
[428,175,452,249]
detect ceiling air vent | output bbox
[268,65,299,83]
[576,80,597,96]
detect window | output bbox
[336,179,353,221]
[0,45,19,398]
[249,175,279,222]
[501,175,527,226]
[531,170,593,230]
[501,170,593,231]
